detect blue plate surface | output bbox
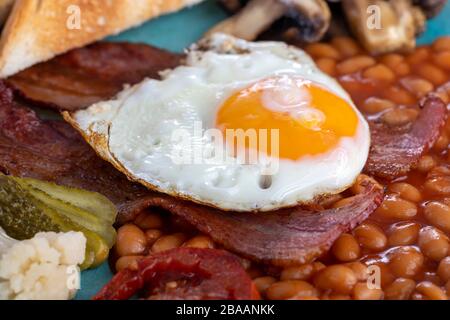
[76,0,450,300]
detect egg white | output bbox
[70,34,370,212]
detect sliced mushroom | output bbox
[206,0,331,42]
[342,0,426,54]
[206,0,286,41]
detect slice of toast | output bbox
[0,0,203,78]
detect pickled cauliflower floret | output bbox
[0,230,86,300]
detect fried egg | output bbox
[66,34,370,212]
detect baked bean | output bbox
[433,36,450,52]
[418,226,449,261]
[332,195,358,208]
[134,212,164,229]
[428,165,450,177]
[183,235,215,249]
[436,87,450,104]
[414,155,436,172]
[446,280,450,295]
[280,262,325,281]
[266,280,318,300]
[388,183,422,202]
[394,62,411,77]
[316,58,336,76]
[116,224,147,257]
[281,264,313,281]
[384,278,416,300]
[382,86,416,105]
[424,177,450,196]
[441,197,450,207]
[332,233,361,262]
[388,247,424,278]
[433,133,449,151]
[374,195,418,220]
[424,272,442,286]
[305,43,341,60]
[400,77,434,98]
[314,265,357,294]
[253,276,277,294]
[353,223,387,251]
[380,53,404,67]
[344,262,369,282]
[387,221,421,246]
[145,229,162,246]
[433,51,450,70]
[406,47,430,65]
[415,281,448,300]
[437,256,450,282]
[331,37,361,57]
[416,63,447,85]
[381,108,419,127]
[381,53,409,74]
[352,283,384,300]
[370,262,395,288]
[423,201,450,233]
[363,64,395,82]
[361,97,395,114]
[336,56,376,75]
[115,255,144,272]
[151,233,186,253]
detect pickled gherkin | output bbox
[17,184,116,247]
[15,177,117,223]
[0,175,60,239]
[0,174,116,269]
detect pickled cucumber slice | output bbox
[15,177,117,223]
[77,229,109,270]
[0,174,111,269]
[19,184,116,248]
[0,175,60,240]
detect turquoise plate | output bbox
[76,0,450,300]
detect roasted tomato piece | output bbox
[93,248,260,300]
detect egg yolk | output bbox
[215,76,359,160]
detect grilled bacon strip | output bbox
[0,82,148,205]
[7,42,181,111]
[365,95,447,179]
[118,183,383,267]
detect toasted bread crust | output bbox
[0,0,203,78]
